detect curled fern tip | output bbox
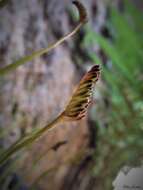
[72,1,88,23]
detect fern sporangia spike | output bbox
[62,65,100,120]
[0,65,100,165]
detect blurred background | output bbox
[0,0,143,189]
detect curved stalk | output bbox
[0,113,65,165]
[0,1,87,76]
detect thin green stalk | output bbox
[0,1,88,76]
[0,23,82,76]
[0,113,64,165]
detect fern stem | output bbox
[0,113,64,165]
[0,23,82,76]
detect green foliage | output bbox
[84,2,143,189]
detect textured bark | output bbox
[0,0,89,189]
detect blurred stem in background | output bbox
[0,1,87,76]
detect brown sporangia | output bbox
[63,65,100,120]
